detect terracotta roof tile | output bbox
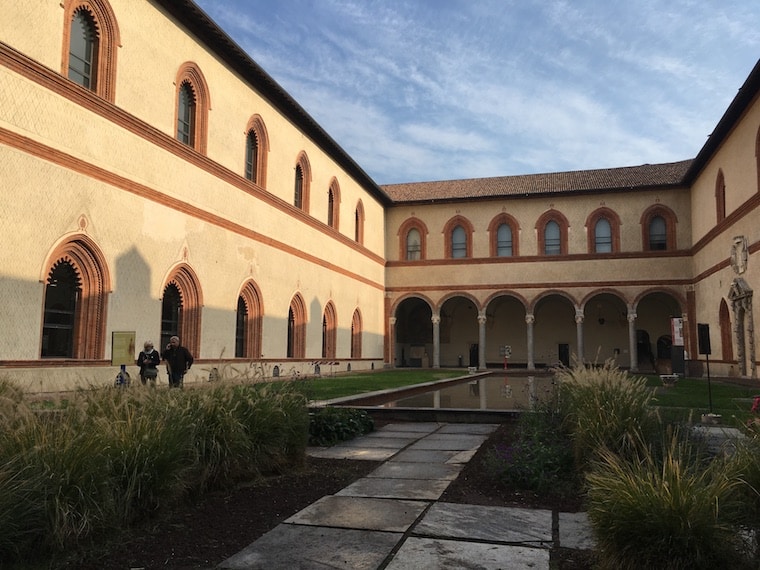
[382,160,692,203]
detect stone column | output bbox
[388,317,396,367]
[431,313,441,369]
[478,313,487,370]
[526,313,535,371]
[575,309,585,365]
[627,310,638,373]
[746,297,757,378]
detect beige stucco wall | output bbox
[0,1,386,392]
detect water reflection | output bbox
[380,375,555,411]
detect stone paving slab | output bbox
[218,525,400,569]
[407,434,488,451]
[338,436,417,449]
[445,448,478,464]
[413,502,552,545]
[558,512,596,550]
[389,448,459,463]
[285,495,428,532]
[436,423,499,435]
[379,422,442,433]
[336,476,452,500]
[306,446,398,461]
[385,537,549,570]
[367,461,462,481]
[361,430,424,440]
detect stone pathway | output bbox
[218,422,595,569]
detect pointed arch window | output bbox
[322,302,337,359]
[68,10,97,90]
[174,62,210,153]
[496,224,513,256]
[293,153,311,212]
[594,218,612,253]
[648,216,667,251]
[451,226,467,258]
[61,0,120,101]
[716,170,726,223]
[351,309,362,358]
[287,295,306,358]
[161,265,202,356]
[235,281,263,359]
[177,82,195,146]
[398,218,428,261]
[327,178,340,229]
[244,115,269,188]
[406,228,421,260]
[42,261,81,358]
[41,235,110,359]
[355,201,365,244]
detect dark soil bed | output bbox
[57,422,594,569]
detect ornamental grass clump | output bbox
[587,429,753,569]
[557,360,660,470]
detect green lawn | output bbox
[643,375,760,424]
[298,369,464,400]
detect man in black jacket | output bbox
[162,336,194,388]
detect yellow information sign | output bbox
[111,331,136,366]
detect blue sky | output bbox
[194,0,759,185]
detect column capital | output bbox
[627,312,637,323]
[575,310,584,324]
[431,315,441,325]
[525,313,535,325]
[389,317,396,325]
[477,315,487,325]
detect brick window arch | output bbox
[244,114,269,188]
[287,293,307,358]
[640,204,678,251]
[174,62,210,153]
[61,0,120,102]
[351,308,362,358]
[161,264,202,357]
[488,213,520,257]
[355,200,365,244]
[585,207,621,253]
[327,178,340,229]
[398,217,428,260]
[235,280,263,359]
[443,215,474,258]
[322,301,337,359]
[294,152,311,212]
[715,169,726,223]
[536,210,569,255]
[41,234,110,359]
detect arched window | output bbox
[641,205,677,251]
[351,309,362,358]
[406,228,421,260]
[68,10,97,90]
[294,152,311,212]
[720,298,733,362]
[61,0,120,101]
[451,226,467,258]
[174,62,210,153]
[496,224,512,256]
[488,213,520,257]
[235,280,263,359]
[545,221,560,254]
[176,82,195,146]
[648,216,667,250]
[355,200,365,244]
[594,218,612,253]
[322,302,337,359]
[327,178,340,229]
[398,218,428,261]
[161,264,202,357]
[287,294,306,358]
[715,170,726,223]
[443,216,473,258]
[41,235,110,359]
[536,211,569,255]
[244,115,269,188]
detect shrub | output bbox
[484,400,575,495]
[308,407,374,446]
[587,429,752,569]
[557,360,660,470]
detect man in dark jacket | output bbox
[162,336,194,388]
